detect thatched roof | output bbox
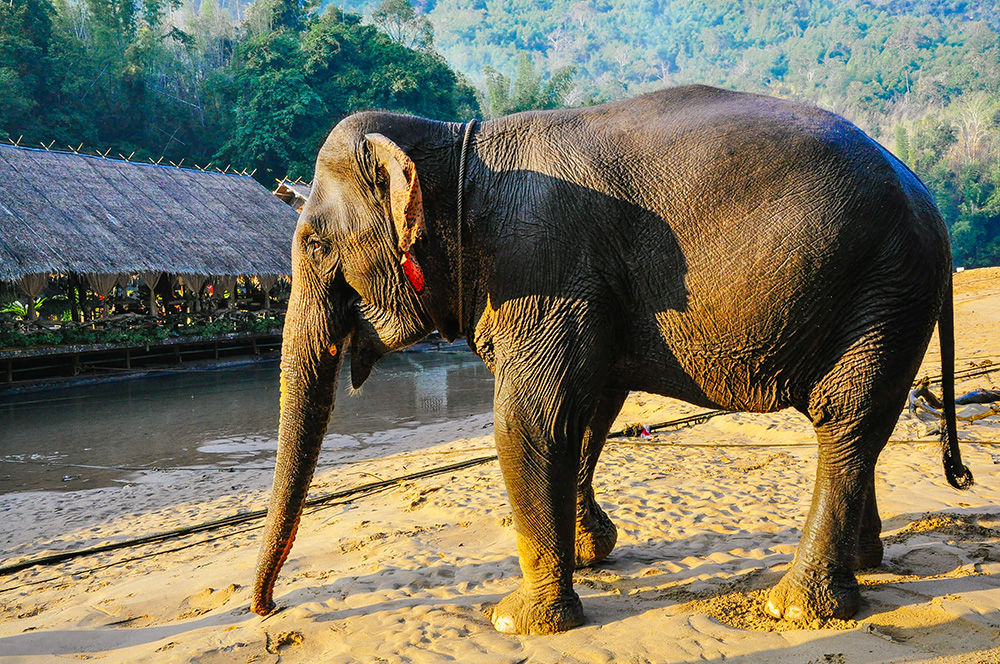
[0,144,298,282]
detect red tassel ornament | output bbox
[400,251,425,293]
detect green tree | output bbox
[483,53,576,118]
[894,124,911,166]
[0,0,55,138]
[218,5,479,183]
[218,29,326,183]
[372,0,433,50]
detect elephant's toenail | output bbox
[493,615,516,633]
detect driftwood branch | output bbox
[908,379,1000,422]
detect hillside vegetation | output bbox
[1,0,999,266]
[0,0,478,185]
[340,0,1000,268]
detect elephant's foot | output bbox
[576,497,617,567]
[857,536,884,569]
[490,585,584,634]
[764,568,860,622]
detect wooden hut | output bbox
[273,180,312,213]
[0,144,297,296]
[0,145,301,383]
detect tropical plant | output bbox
[0,297,48,319]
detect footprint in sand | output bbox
[178,584,239,619]
[895,547,964,577]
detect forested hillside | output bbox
[2,0,999,267]
[0,0,478,184]
[339,0,1000,268]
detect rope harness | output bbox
[456,119,478,335]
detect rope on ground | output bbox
[608,409,733,437]
[0,476,421,595]
[0,454,498,582]
[610,438,998,448]
[923,362,999,387]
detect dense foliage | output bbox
[0,0,479,185]
[2,0,1000,266]
[338,0,1000,268]
[0,276,287,349]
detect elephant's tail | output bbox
[940,270,974,490]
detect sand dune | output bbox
[3,268,1000,663]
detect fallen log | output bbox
[909,378,1000,422]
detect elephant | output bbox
[249,84,973,634]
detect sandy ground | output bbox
[3,268,1000,663]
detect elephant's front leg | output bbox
[576,389,628,567]
[857,473,884,569]
[489,372,600,634]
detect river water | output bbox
[0,350,495,494]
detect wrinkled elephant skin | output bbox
[250,85,972,634]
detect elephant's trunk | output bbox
[251,273,348,616]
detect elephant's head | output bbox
[251,117,451,615]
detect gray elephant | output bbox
[250,84,972,634]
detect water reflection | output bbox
[0,350,495,493]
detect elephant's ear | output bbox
[365,133,426,253]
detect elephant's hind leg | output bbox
[766,345,912,622]
[765,416,894,622]
[576,389,628,568]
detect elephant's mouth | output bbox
[349,325,387,389]
[348,295,432,390]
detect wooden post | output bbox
[125,349,131,370]
[69,274,81,323]
[5,360,12,383]
[78,283,88,322]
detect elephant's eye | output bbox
[307,235,328,260]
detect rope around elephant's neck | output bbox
[457,119,477,335]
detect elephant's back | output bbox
[488,85,934,253]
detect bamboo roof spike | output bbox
[273,180,312,212]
